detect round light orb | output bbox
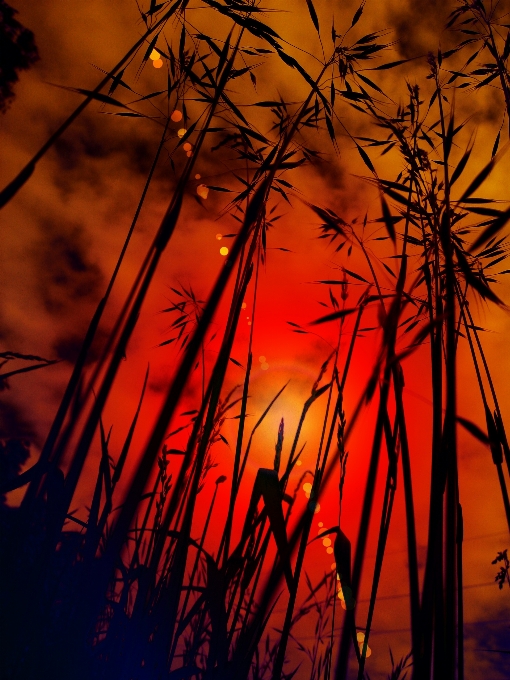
[197,185,209,199]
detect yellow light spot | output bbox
[318,521,323,527]
[241,302,247,309]
[183,142,192,151]
[220,247,229,256]
[177,128,187,138]
[314,503,320,514]
[326,546,333,554]
[259,355,266,363]
[261,362,269,370]
[171,110,183,122]
[149,49,160,61]
[195,173,201,180]
[322,538,331,547]
[341,593,356,610]
[296,459,302,466]
[303,482,312,494]
[358,644,371,658]
[197,185,209,200]
[153,59,163,69]
[357,632,365,642]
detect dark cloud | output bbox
[0,398,37,440]
[32,218,104,316]
[388,0,456,59]
[52,325,107,365]
[52,113,160,190]
[465,618,510,678]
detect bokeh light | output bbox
[177,128,187,137]
[149,49,160,60]
[197,185,209,200]
[153,59,163,69]
[171,110,183,122]
[359,643,372,658]
[220,247,229,256]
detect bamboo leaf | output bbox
[470,207,510,252]
[356,143,375,173]
[450,142,474,186]
[380,195,396,242]
[457,416,490,444]
[305,0,320,34]
[455,245,503,304]
[343,268,370,283]
[310,307,358,325]
[458,146,506,204]
[367,58,411,70]
[351,1,365,28]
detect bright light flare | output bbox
[197,185,209,200]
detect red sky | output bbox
[1,1,510,678]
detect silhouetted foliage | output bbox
[0,1,39,113]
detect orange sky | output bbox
[1,1,510,678]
